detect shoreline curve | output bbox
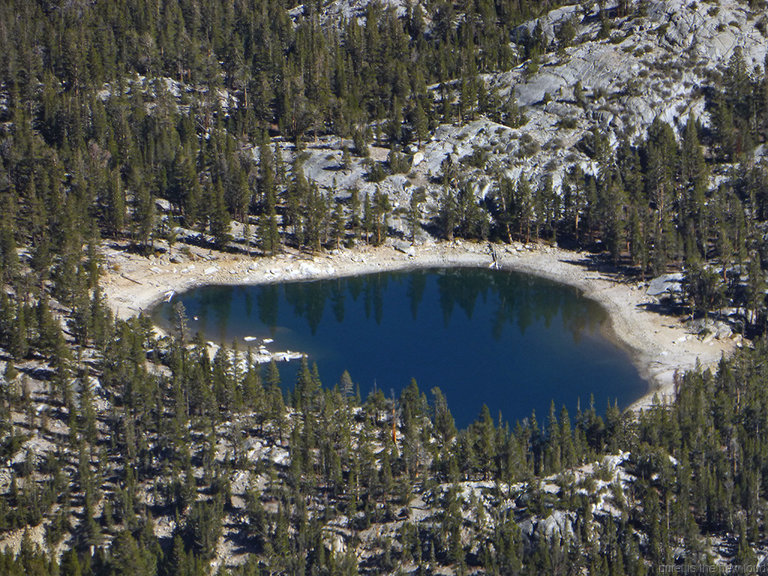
[100,239,737,412]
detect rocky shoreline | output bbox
[100,239,737,412]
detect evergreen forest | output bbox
[2,0,768,574]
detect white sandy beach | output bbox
[100,239,737,411]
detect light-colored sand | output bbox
[100,239,737,411]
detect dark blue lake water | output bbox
[153,268,647,428]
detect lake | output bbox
[153,267,648,428]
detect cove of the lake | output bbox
[153,267,648,428]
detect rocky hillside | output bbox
[289,0,768,221]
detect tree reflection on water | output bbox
[157,267,604,345]
[152,268,642,429]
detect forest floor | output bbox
[100,238,738,411]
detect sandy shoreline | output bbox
[100,239,737,411]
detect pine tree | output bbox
[645,118,679,273]
[681,116,708,259]
[408,187,426,242]
[432,387,457,444]
[132,179,155,253]
[516,177,534,243]
[747,252,765,327]
[259,184,281,256]
[209,181,232,248]
[106,170,126,237]
[362,193,374,244]
[437,188,458,241]
[372,188,391,245]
